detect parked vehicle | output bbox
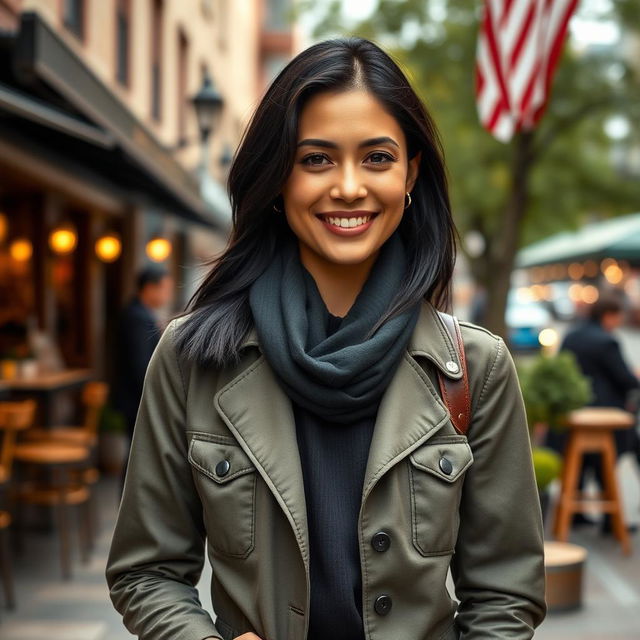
[506,290,554,351]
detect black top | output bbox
[293,312,376,640]
[561,318,639,409]
[112,296,161,437]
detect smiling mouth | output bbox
[315,212,380,229]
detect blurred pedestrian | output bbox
[107,37,545,640]
[112,265,174,493]
[546,288,640,531]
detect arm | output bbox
[106,320,222,640]
[450,337,547,639]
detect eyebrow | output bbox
[296,136,400,150]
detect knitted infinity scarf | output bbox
[248,230,421,424]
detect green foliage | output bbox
[520,351,593,431]
[532,446,563,491]
[99,404,126,435]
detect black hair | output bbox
[588,288,625,323]
[175,36,458,368]
[136,265,170,292]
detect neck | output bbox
[298,244,379,317]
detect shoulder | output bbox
[457,319,516,411]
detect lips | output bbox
[315,211,379,235]
[316,211,379,228]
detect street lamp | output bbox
[192,70,224,143]
[191,71,223,182]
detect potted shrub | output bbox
[520,351,593,438]
[98,404,128,475]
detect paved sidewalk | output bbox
[1,475,639,639]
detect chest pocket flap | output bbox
[409,438,473,483]
[188,437,256,484]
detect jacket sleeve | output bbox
[450,336,547,639]
[106,320,223,640]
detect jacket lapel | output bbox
[214,350,310,570]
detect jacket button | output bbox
[439,457,453,475]
[371,531,391,552]
[215,459,231,477]
[374,594,392,616]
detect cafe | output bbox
[0,12,234,596]
[0,13,230,414]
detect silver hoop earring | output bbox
[404,192,412,209]
[273,202,282,213]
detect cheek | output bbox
[282,169,323,205]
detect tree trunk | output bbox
[482,130,534,343]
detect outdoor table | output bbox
[3,369,94,427]
[552,406,634,555]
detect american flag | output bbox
[475,0,579,142]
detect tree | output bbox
[296,0,640,339]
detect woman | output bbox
[107,37,546,640]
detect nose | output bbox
[330,163,367,202]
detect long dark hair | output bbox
[175,36,458,368]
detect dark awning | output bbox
[0,12,220,228]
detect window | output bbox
[63,0,85,40]
[177,29,189,145]
[116,0,130,86]
[151,0,164,121]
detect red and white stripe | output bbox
[476,0,579,142]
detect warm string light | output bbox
[146,236,172,262]
[9,238,32,262]
[95,232,122,263]
[49,222,78,255]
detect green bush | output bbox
[532,447,563,491]
[520,351,593,432]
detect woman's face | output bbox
[281,89,421,270]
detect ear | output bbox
[406,150,422,193]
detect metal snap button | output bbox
[445,360,459,373]
[439,457,453,475]
[215,459,231,477]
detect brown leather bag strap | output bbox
[435,311,471,436]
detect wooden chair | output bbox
[23,381,108,545]
[13,424,93,579]
[0,399,37,610]
[552,407,634,555]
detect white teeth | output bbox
[326,216,371,228]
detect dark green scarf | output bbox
[248,230,421,423]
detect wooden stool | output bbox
[552,407,634,555]
[13,441,92,579]
[544,541,588,612]
[24,381,109,547]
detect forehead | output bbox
[297,89,404,143]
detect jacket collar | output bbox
[215,298,461,573]
[237,298,463,381]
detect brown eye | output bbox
[301,153,331,166]
[368,152,395,164]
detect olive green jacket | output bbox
[106,300,547,640]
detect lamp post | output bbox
[191,70,224,184]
